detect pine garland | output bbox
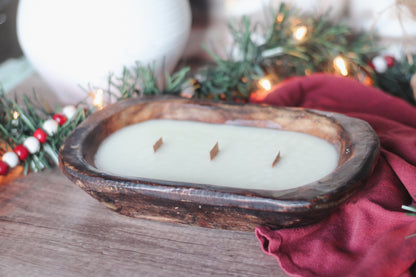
[102,3,415,105]
[103,3,380,103]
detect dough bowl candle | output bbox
[94,120,339,191]
[59,96,379,231]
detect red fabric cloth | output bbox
[253,74,416,277]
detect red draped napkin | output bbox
[252,74,416,277]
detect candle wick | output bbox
[210,142,219,161]
[153,137,163,153]
[272,150,281,167]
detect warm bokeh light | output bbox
[294,26,308,40]
[258,78,272,91]
[13,111,19,120]
[92,88,104,110]
[276,13,284,23]
[333,56,348,76]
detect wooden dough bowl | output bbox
[59,96,380,231]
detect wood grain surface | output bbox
[0,168,285,277]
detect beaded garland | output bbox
[0,105,77,176]
[369,55,396,73]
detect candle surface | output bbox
[94,119,338,190]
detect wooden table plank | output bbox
[0,168,286,276]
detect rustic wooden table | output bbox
[0,73,288,276]
[0,168,286,276]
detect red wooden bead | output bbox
[52,113,67,126]
[384,56,395,67]
[0,160,9,175]
[33,128,48,143]
[14,145,29,161]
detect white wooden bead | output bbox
[62,105,77,120]
[42,119,59,136]
[372,56,387,73]
[2,151,19,168]
[24,136,41,154]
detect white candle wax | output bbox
[94,119,338,190]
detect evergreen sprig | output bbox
[402,204,416,238]
[104,62,190,101]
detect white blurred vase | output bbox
[17,0,191,104]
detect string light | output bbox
[11,110,20,128]
[276,13,284,23]
[293,26,308,41]
[258,78,272,91]
[92,88,104,110]
[333,56,348,76]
